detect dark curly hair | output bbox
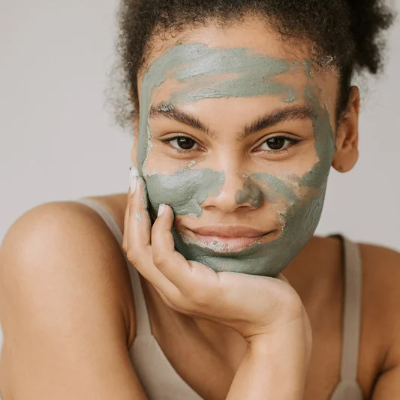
[106,0,395,133]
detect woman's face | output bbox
[132,17,352,276]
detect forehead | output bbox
[141,17,306,74]
[137,16,339,114]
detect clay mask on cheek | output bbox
[137,43,335,276]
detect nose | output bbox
[201,170,264,213]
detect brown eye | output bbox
[167,136,198,150]
[177,137,195,149]
[266,137,285,150]
[259,136,298,151]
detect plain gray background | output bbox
[0,0,399,381]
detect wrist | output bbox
[248,312,313,359]
[227,321,312,400]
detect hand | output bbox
[122,173,311,343]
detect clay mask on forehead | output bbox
[136,43,336,277]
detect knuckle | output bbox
[126,248,140,265]
[275,289,304,320]
[167,292,191,313]
[152,251,167,268]
[188,287,210,308]
[286,294,305,317]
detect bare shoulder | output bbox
[359,241,400,308]
[358,241,400,372]
[0,199,133,319]
[0,199,141,399]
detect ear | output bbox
[332,86,360,173]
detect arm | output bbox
[362,244,400,400]
[0,202,149,400]
[368,282,400,399]
[370,365,400,400]
[226,311,312,400]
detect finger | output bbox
[151,204,218,297]
[123,166,137,251]
[125,172,153,271]
[151,204,178,260]
[275,272,290,284]
[126,177,181,298]
[128,176,152,248]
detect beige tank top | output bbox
[75,198,364,400]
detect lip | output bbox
[190,225,268,237]
[183,225,276,253]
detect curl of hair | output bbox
[104,0,395,133]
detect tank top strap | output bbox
[339,234,363,381]
[74,198,152,337]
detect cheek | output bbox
[145,168,225,217]
[144,143,195,175]
[251,173,299,207]
[250,171,326,220]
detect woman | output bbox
[0,0,398,399]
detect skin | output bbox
[124,175,313,399]
[134,42,336,277]
[125,16,372,399]
[2,15,400,400]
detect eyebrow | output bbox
[149,102,315,139]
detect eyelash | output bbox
[256,136,300,154]
[161,134,300,154]
[161,135,202,154]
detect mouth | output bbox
[180,225,277,253]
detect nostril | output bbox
[235,181,263,208]
[200,169,264,212]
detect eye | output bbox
[258,136,298,152]
[164,136,199,151]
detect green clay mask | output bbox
[137,43,335,276]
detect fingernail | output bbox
[130,165,139,179]
[158,204,165,217]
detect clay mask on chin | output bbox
[136,43,336,276]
